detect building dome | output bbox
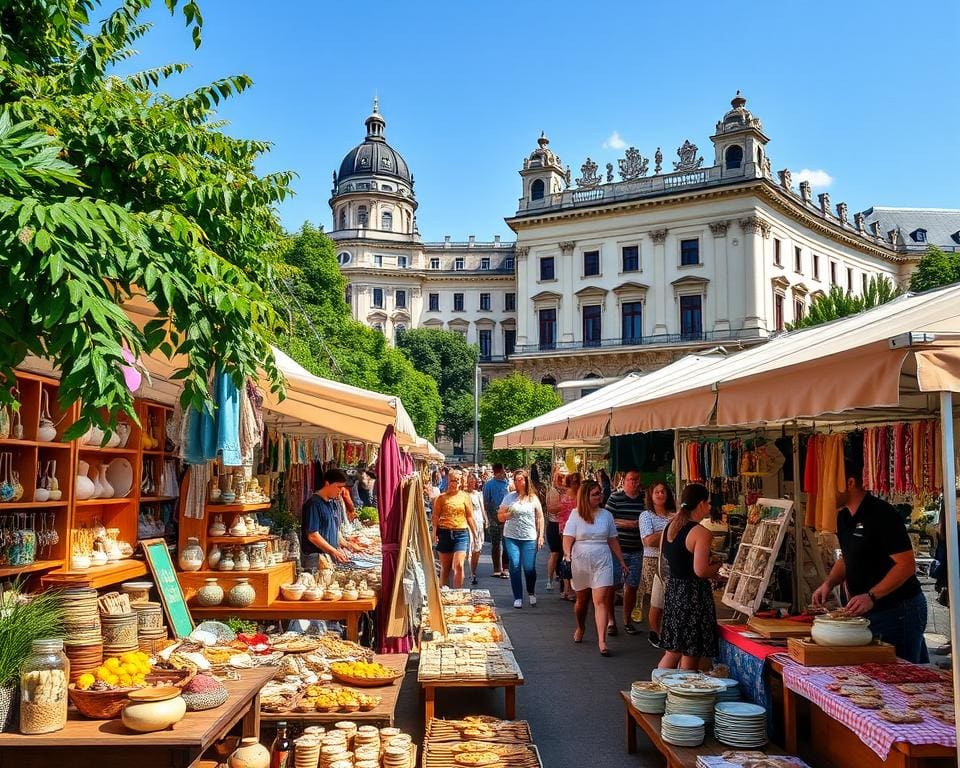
[715,91,763,134]
[336,100,412,186]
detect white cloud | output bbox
[794,168,834,189]
[602,131,626,150]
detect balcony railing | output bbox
[478,354,509,363]
[513,328,765,355]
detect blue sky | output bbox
[115,0,959,242]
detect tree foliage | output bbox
[478,373,562,467]
[271,224,442,438]
[908,247,960,293]
[396,328,479,441]
[0,0,289,437]
[788,276,901,330]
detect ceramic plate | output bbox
[106,458,133,497]
[662,714,705,727]
[716,701,766,717]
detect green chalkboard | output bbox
[141,538,194,638]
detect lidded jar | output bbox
[20,638,70,734]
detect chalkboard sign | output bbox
[141,538,195,638]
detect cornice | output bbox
[343,266,515,283]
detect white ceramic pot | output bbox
[97,464,113,499]
[72,554,91,570]
[75,460,95,500]
[38,423,57,443]
[207,544,222,570]
[34,487,50,502]
[178,537,205,572]
[121,688,186,733]
[228,737,271,768]
[91,550,108,566]
[196,578,224,607]
[280,583,305,601]
[228,578,256,608]
[811,616,874,646]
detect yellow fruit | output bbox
[105,658,121,672]
[76,673,96,690]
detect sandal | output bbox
[606,624,618,637]
[573,629,584,643]
[599,647,610,657]
[624,624,639,636]
[498,572,509,579]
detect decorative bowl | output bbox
[106,458,134,498]
[68,669,194,719]
[280,584,305,601]
[811,616,873,646]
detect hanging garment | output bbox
[214,367,241,466]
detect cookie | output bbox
[910,694,942,706]
[839,685,878,697]
[897,684,926,694]
[879,708,923,724]
[850,695,883,709]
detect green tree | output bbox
[444,391,476,446]
[397,328,479,439]
[271,224,442,437]
[0,0,288,437]
[478,373,562,467]
[789,276,901,330]
[909,246,960,292]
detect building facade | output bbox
[332,96,960,414]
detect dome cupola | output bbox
[334,99,413,190]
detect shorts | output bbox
[613,550,644,588]
[487,520,503,547]
[651,574,665,610]
[436,528,470,553]
[545,521,562,553]
[639,555,659,597]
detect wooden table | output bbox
[621,691,787,768]
[0,667,274,768]
[420,673,524,722]
[190,596,377,643]
[260,653,407,730]
[768,658,957,768]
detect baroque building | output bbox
[332,95,959,417]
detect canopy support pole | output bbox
[672,430,682,499]
[792,427,803,613]
[937,391,960,759]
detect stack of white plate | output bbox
[661,713,705,747]
[714,701,768,748]
[663,675,727,726]
[714,677,741,702]
[630,681,667,714]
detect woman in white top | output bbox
[561,479,628,656]
[497,469,544,609]
[465,472,487,586]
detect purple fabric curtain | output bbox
[376,425,411,653]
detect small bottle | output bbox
[270,721,292,768]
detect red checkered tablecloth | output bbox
[781,661,956,759]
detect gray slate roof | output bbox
[860,207,960,250]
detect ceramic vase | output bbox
[227,578,256,608]
[0,684,16,732]
[209,515,226,537]
[228,737,271,768]
[219,552,235,571]
[121,689,186,733]
[196,578,224,607]
[115,421,131,448]
[207,544,222,570]
[236,550,250,571]
[75,460,95,501]
[97,464,114,499]
[178,537,205,572]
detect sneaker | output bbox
[529,595,537,607]
[546,579,553,592]
[648,631,661,648]
[471,575,478,586]
[513,599,523,609]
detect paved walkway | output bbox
[392,547,664,765]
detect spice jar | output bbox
[20,638,70,734]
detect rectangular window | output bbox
[794,246,802,273]
[847,267,853,292]
[813,253,820,280]
[538,308,557,350]
[428,293,439,312]
[479,293,491,311]
[582,305,602,347]
[830,261,838,285]
[794,298,804,322]
[478,329,492,359]
[395,289,406,309]
[621,301,643,345]
[454,257,465,271]
[680,239,700,266]
[540,256,555,281]
[430,258,440,269]
[774,238,782,266]
[373,254,383,268]
[504,292,516,311]
[622,245,639,272]
[583,249,600,277]
[398,255,408,268]
[453,293,464,312]
[372,288,384,308]
[480,258,490,270]
[679,295,703,339]
[505,257,515,270]
[862,273,869,293]
[774,293,784,331]
[504,329,516,357]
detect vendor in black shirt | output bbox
[812,458,928,663]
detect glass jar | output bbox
[20,638,70,734]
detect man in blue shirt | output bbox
[301,468,355,571]
[482,463,510,578]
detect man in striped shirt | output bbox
[605,470,646,635]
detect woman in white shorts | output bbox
[466,472,487,585]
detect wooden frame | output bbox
[141,536,195,637]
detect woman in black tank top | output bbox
[657,484,721,670]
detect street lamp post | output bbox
[473,363,481,466]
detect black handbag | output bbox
[556,558,573,581]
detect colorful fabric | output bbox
[782,661,957,760]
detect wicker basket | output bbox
[329,669,402,688]
[68,669,194,720]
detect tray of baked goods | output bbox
[424,741,543,768]
[440,588,494,606]
[426,716,533,744]
[442,604,499,623]
[418,644,521,681]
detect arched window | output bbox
[338,208,347,230]
[381,211,393,231]
[357,205,368,227]
[531,179,545,201]
[394,323,406,343]
[541,375,556,387]
[725,145,743,170]
[372,323,383,335]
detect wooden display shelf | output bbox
[207,533,273,545]
[75,497,134,507]
[77,446,138,455]
[140,495,178,503]
[142,449,166,456]
[178,560,295,607]
[205,502,272,513]
[0,500,68,510]
[0,438,70,449]
[42,558,148,589]
[0,559,64,578]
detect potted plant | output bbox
[0,582,64,731]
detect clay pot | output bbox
[196,578,224,607]
[121,687,186,733]
[811,616,873,646]
[228,737,271,768]
[227,578,256,608]
[178,537,205,572]
[75,460,95,501]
